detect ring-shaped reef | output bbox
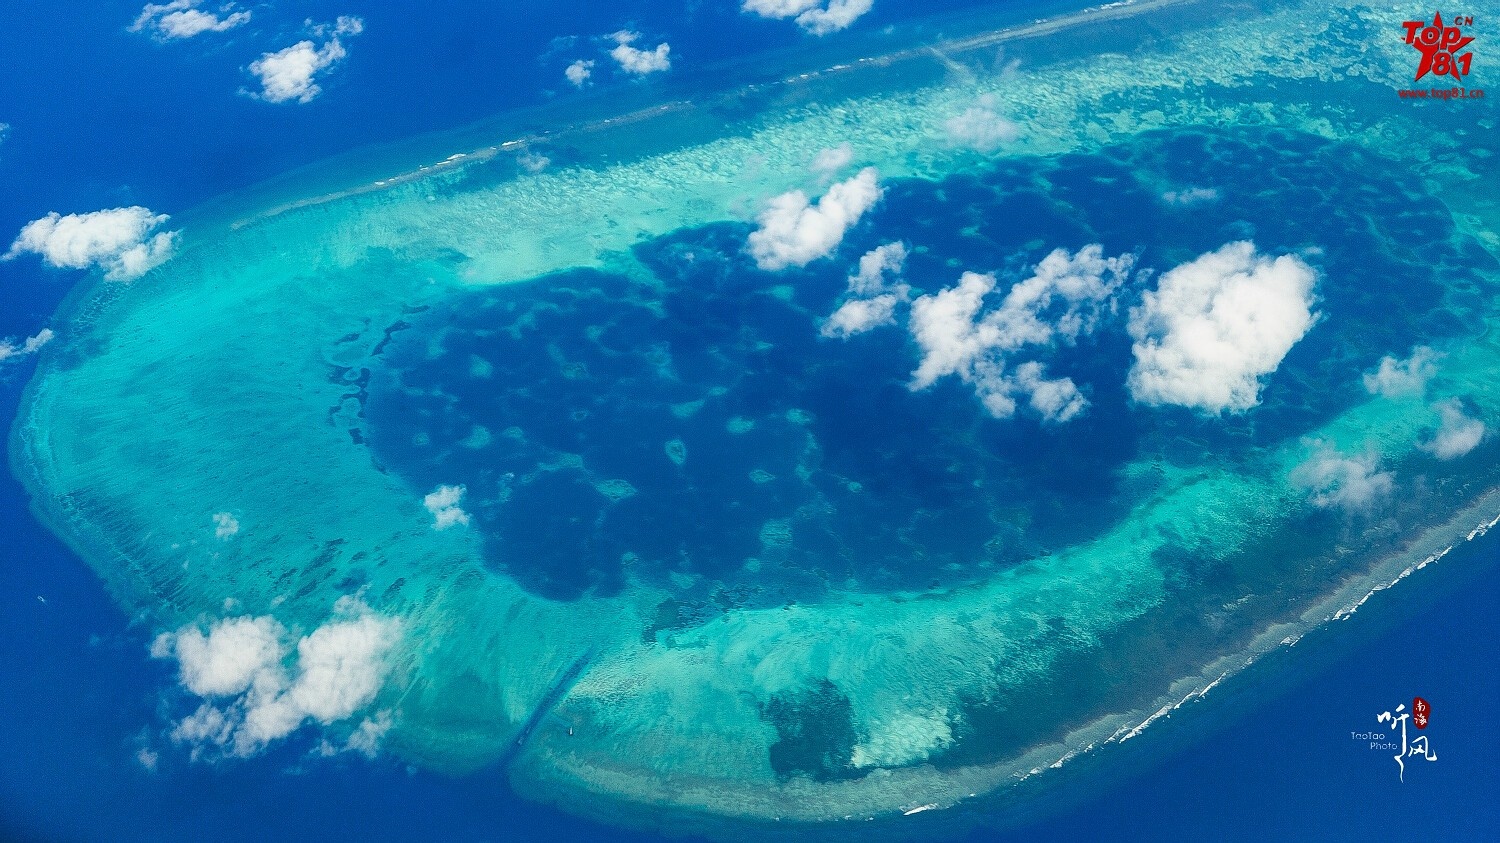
[14,0,1500,835]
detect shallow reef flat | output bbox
[12,0,1500,834]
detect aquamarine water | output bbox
[11,0,1500,834]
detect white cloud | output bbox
[1290,443,1393,513]
[742,0,873,35]
[846,241,906,296]
[0,328,54,364]
[136,747,160,771]
[944,95,1019,152]
[5,207,179,281]
[909,269,998,388]
[155,601,400,758]
[172,702,236,747]
[609,31,671,75]
[212,511,240,540]
[328,16,364,37]
[248,18,363,104]
[130,1,250,40]
[24,329,53,352]
[910,246,1130,387]
[1014,360,1087,424]
[810,143,854,180]
[154,616,286,698]
[565,59,594,87]
[747,167,882,270]
[518,150,550,173]
[823,242,909,338]
[250,41,347,104]
[343,711,393,758]
[990,244,1131,346]
[1161,187,1219,206]
[905,245,1132,422]
[424,484,470,530]
[1421,398,1484,460]
[314,710,393,759]
[285,613,396,724]
[1127,241,1318,414]
[1363,346,1440,398]
[825,295,901,338]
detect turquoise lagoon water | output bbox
[12,0,1500,834]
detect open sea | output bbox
[2,0,1497,840]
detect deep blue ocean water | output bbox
[3,1,1498,840]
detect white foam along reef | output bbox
[11,0,1500,833]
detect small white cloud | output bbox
[130,1,250,40]
[0,328,54,364]
[823,242,909,338]
[906,245,1131,421]
[249,41,347,104]
[565,59,594,87]
[824,295,901,338]
[911,246,1130,388]
[742,0,873,35]
[343,711,393,758]
[1363,346,1440,398]
[1161,187,1219,206]
[609,31,671,75]
[155,616,287,698]
[172,702,236,748]
[156,602,400,758]
[1421,398,1485,459]
[810,143,854,180]
[5,207,179,281]
[136,747,160,771]
[314,709,393,759]
[1014,360,1087,424]
[212,512,240,540]
[517,150,550,173]
[1290,443,1393,513]
[248,18,363,104]
[909,270,997,388]
[424,484,470,530]
[285,613,397,725]
[846,241,907,297]
[329,16,364,37]
[1128,241,1318,414]
[747,167,882,271]
[944,95,1019,152]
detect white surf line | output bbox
[1332,507,1500,622]
[902,803,939,815]
[1331,545,1453,622]
[1104,503,1500,752]
[231,101,692,230]
[1468,510,1500,541]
